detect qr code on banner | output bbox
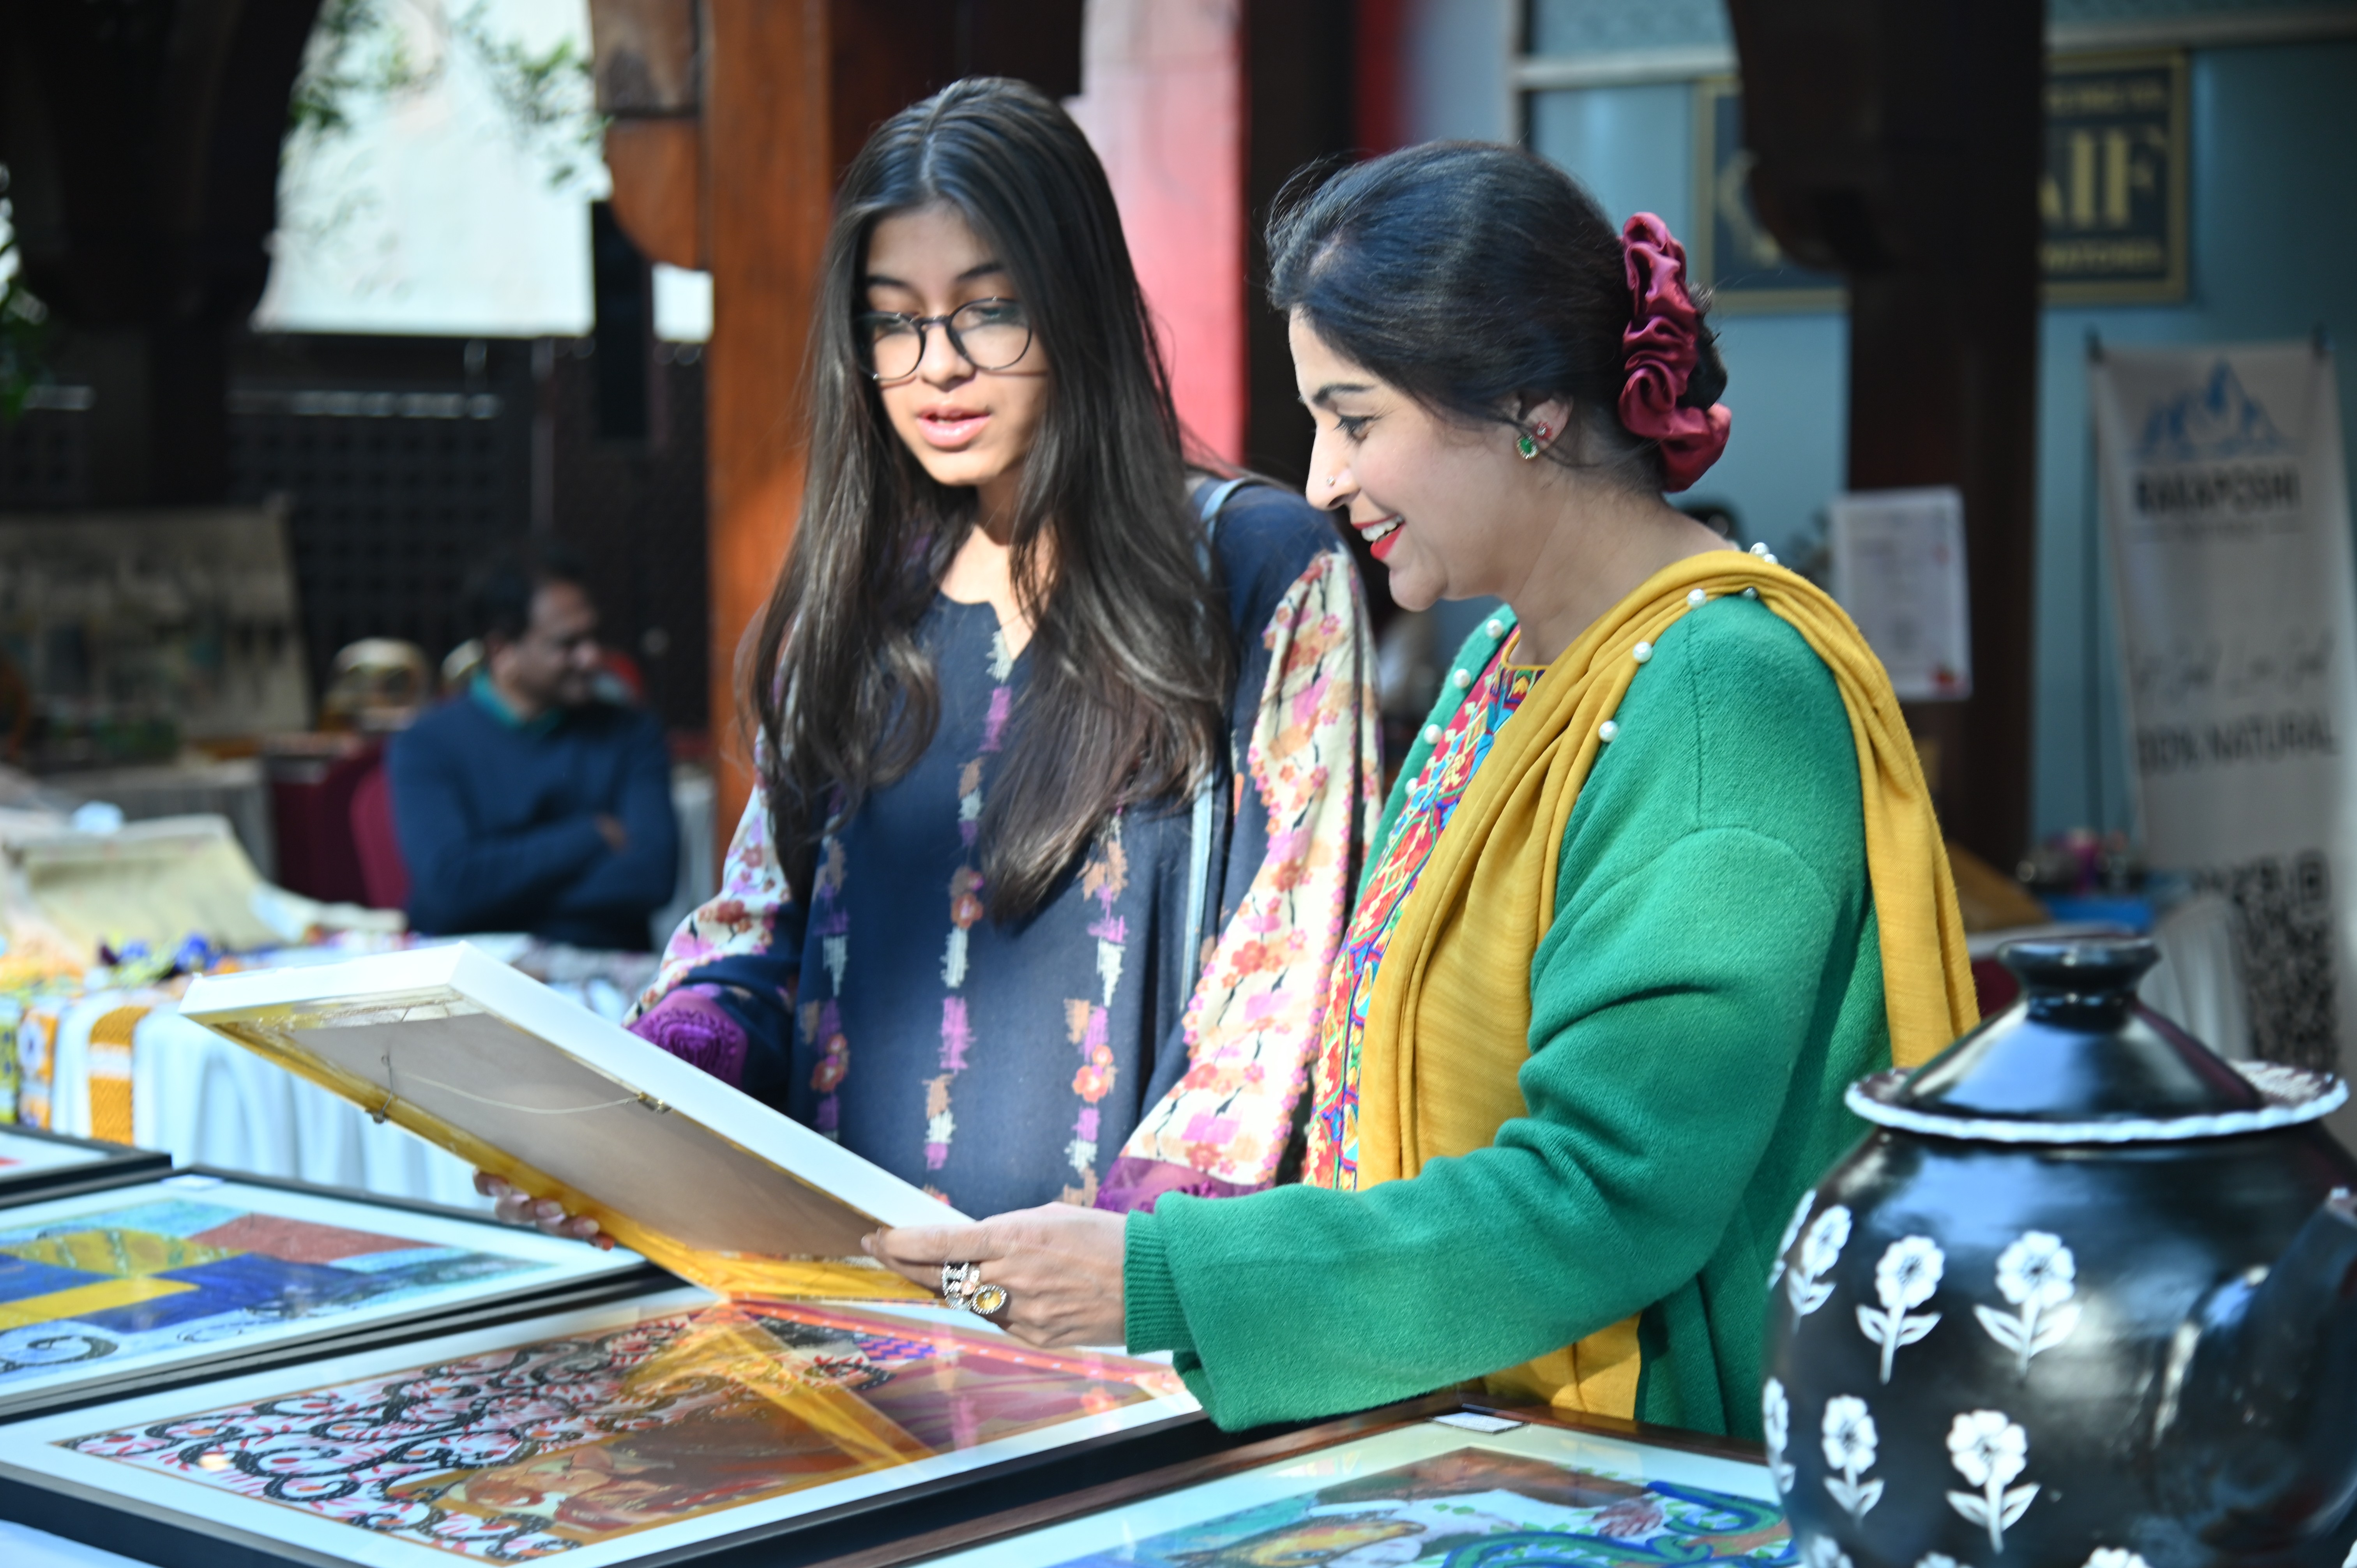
[2192,851,2341,1071]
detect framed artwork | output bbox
[836,1394,1792,1568]
[0,1124,170,1208]
[1828,487,1974,702]
[0,1170,655,1418]
[182,942,960,1303]
[1694,50,2189,310]
[2042,50,2189,306]
[1688,76,1845,315]
[0,1286,1201,1566]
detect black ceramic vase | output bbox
[1762,937,2357,1568]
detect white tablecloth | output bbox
[129,1006,489,1209]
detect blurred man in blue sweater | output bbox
[390,545,678,951]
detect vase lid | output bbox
[1847,936,2346,1144]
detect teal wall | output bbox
[1525,39,2357,847]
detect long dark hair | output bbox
[749,78,1229,920]
[1266,142,1728,489]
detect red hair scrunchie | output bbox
[1618,212,1732,491]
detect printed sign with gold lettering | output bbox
[1689,51,2187,310]
[2043,50,2189,304]
[1688,76,1843,314]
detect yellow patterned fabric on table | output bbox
[85,1005,152,1146]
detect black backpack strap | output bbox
[1184,476,1249,963]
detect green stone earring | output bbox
[1516,432,1539,460]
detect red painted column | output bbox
[1067,0,1246,463]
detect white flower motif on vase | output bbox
[1856,1234,1944,1382]
[1820,1394,1884,1521]
[1914,1557,1962,1568]
[2085,1551,2152,1568]
[1803,1533,1855,1568]
[1945,1408,2041,1552]
[1787,1204,1853,1316]
[1769,1190,1817,1288]
[1976,1231,2082,1374]
[1762,1377,1796,1497]
[2344,1537,2357,1568]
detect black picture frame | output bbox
[810,1391,1776,1568]
[0,1287,1239,1568]
[0,1123,170,1208]
[0,1164,672,1421]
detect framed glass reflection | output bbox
[0,1287,1200,1565]
[879,1399,1793,1568]
[0,1171,652,1417]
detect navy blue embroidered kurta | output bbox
[635,486,1378,1216]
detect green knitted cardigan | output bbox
[1122,595,1891,1437]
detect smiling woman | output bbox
[569,79,1380,1227]
[864,143,1977,1446]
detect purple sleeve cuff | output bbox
[1095,1155,1266,1215]
[627,985,749,1088]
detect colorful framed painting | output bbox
[0,1124,169,1208]
[0,1171,656,1418]
[0,1286,1202,1566]
[830,1394,1793,1568]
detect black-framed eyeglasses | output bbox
[855,298,1033,381]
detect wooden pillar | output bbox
[1725,0,2044,871]
[1240,0,1400,634]
[1242,0,1355,489]
[698,0,833,845]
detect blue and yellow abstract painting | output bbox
[0,1196,535,1385]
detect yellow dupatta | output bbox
[1355,553,1976,1415]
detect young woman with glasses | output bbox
[486,78,1376,1231]
[862,143,1976,1441]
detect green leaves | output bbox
[285,1,602,192]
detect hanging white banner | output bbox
[2092,340,2354,1073]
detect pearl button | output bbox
[1452,669,1472,690]
[1744,586,1759,599]
[1484,618,1504,638]
[1750,541,1769,556]
[1687,588,1707,607]
[1423,724,1443,746]
[1633,641,1653,664]
[1599,719,1620,742]
[1764,551,1779,565]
